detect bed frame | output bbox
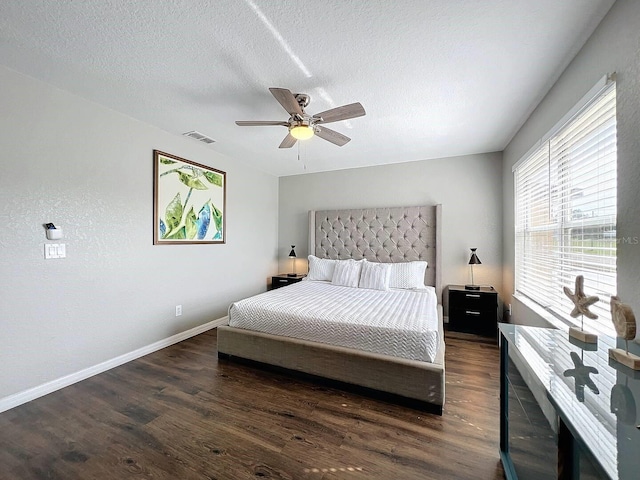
[217,204,444,413]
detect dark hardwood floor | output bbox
[0,329,504,479]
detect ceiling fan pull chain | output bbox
[302,142,307,170]
[297,140,307,170]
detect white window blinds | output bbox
[514,80,617,336]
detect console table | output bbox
[499,323,640,479]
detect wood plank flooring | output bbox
[0,329,504,479]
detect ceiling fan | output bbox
[236,87,366,148]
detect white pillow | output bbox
[307,255,337,281]
[389,261,428,289]
[331,259,363,288]
[359,261,392,291]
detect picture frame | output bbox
[153,150,226,245]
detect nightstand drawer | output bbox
[449,289,497,309]
[270,274,305,290]
[449,308,497,335]
[273,277,293,287]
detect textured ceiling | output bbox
[0,0,615,176]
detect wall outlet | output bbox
[175,305,182,316]
[508,303,512,316]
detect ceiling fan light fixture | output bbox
[290,124,314,140]
[236,87,365,148]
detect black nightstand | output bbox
[448,285,498,336]
[270,274,306,290]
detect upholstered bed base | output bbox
[217,204,445,413]
[217,305,444,413]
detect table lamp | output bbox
[465,248,481,290]
[287,245,297,277]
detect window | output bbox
[514,78,616,337]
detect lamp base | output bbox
[286,273,297,277]
[464,284,480,290]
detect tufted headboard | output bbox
[308,205,442,302]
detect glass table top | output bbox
[499,323,640,480]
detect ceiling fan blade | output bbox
[269,88,304,116]
[279,133,297,149]
[235,120,289,126]
[313,102,366,124]
[315,126,351,146]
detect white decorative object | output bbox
[563,275,599,344]
[609,296,640,370]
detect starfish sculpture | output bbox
[563,351,599,402]
[563,275,599,320]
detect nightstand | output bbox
[448,285,498,336]
[270,274,306,290]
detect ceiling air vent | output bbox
[183,131,216,144]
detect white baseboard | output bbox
[0,316,228,414]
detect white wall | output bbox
[502,0,640,345]
[0,66,279,402]
[278,153,504,314]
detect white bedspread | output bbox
[228,281,440,363]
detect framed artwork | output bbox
[153,150,226,245]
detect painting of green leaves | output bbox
[153,150,226,244]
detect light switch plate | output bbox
[45,244,58,259]
[44,244,66,259]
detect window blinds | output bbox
[515,82,617,336]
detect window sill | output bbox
[512,293,570,332]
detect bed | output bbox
[217,205,444,413]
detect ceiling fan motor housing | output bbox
[294,93,310,109]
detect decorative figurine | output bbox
[608,296,640,370]
[563,275,599,344]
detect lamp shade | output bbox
[288,245,296,258]
[468,248,481,265]
[290,125,314,140]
